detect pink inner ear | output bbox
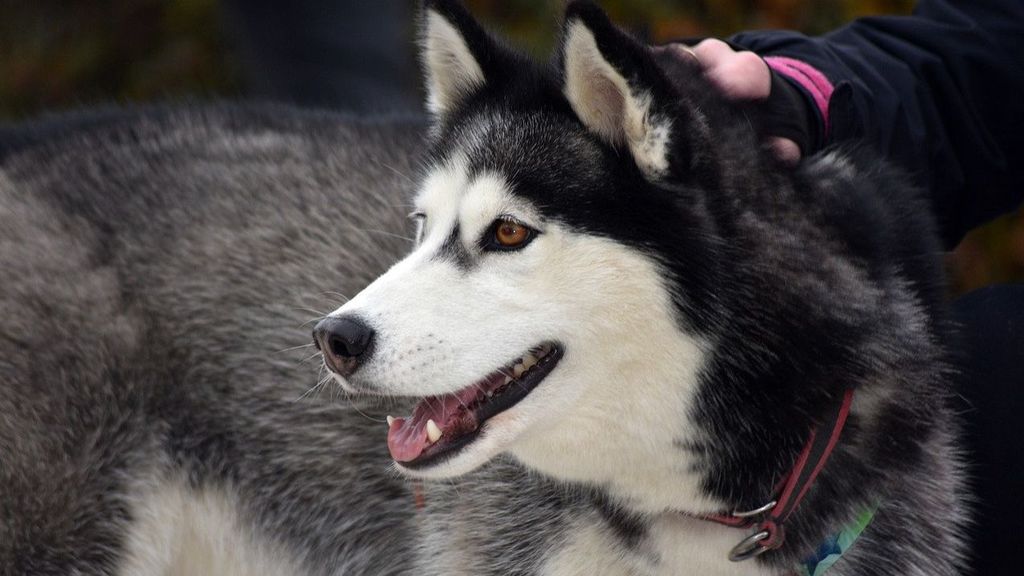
[588,73,627,141]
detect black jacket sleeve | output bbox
[731,0,1024,249]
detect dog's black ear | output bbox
[419,0,510,118]
[560,1,695,180]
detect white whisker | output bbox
[295,369,332,402]
[276,342,315,354]
[299,316,324,329]
[321,290,351,304]
[379,161,416,185]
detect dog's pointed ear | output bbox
[560,1,690,179]
[420,0,504,118]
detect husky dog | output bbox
[1,1,965,575]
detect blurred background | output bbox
[1,0,1020,293]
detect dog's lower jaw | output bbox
[395,408,722,518]
[507,332,716,516]
[385,303,715,518]
[506,398,718,515]
[391,408,531,479]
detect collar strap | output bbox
[704,388,855,562]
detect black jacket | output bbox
[732,0,1024,248]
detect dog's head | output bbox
[316,0,770,511]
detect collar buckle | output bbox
[728,529,772,562]
[727,501,785,562]
[730,499,777,519]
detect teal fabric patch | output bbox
[796,507,877,576]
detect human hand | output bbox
[654,39,802,164]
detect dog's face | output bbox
[319,1,736,510]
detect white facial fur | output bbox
[328,155,718,514]
[562,21,672,180]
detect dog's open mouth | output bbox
[387,342,563,468]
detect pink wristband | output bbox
[764,56,834,135]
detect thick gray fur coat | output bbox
[0,105,427,575]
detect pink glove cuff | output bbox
[764,56,834,135]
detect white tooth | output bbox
[513,364,526,378]
[521,353,538,369]
[426,419,443,443]
[503,375,513,385]
[386,415,396,426]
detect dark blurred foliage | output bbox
[0,0,1020,291]
[465,0,919,54]
[0,0,240,119]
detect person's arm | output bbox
[727,0,1024,249]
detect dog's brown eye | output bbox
[482,218,537,252]
[496,221,529,247]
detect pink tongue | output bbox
[387,393,466,462]
[387,374,505,462]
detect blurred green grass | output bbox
[0,0,1019,293]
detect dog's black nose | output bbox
[313,315,375,377]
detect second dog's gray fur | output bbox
[0,105,428,575]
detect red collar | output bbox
[701,388,855,562]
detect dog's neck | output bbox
[503,329,874,575]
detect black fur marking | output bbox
[591,492,648,550]
[435,222,473,269]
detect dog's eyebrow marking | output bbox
[435,223,473,270]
